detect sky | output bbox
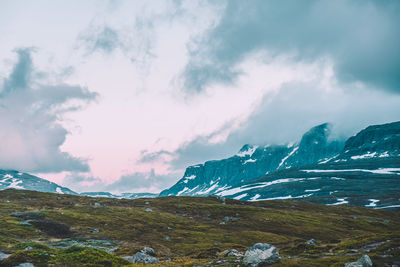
[0,0,399,194]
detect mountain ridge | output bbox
[159,121,400,209]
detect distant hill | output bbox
[0,170,76,195]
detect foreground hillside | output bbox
[0,189,400,266]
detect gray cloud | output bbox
[62,172,104,193]
[145,80,400,172]
[183,0,400,93]
[104,169,179,193]
[81,26,121,54]
[78,22,156,70]
[0,48,98,173]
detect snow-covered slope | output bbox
[0,170,76,195]
[160,123,343,197]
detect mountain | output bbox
[0,170,157,199]
[80,192,158,199]
[160,121,400,209]
[159,123,343,197]
[0,169,76,195]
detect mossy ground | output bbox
[0,189,399,266]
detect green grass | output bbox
[0,189,399,266]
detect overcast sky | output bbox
[1,0,399,193]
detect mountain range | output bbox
[160,121,400,209]
[1,121,399,209]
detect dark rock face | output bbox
[160,123,343,197]
[280,123,343,168]
[0,170,76,195]
[339,121,400,160]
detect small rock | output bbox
[344,254,373,267]
[214,242,220,246]
[164,235,170,241]
[223,216,230,222]
[5,200,10,203]
[145,201,150,205]
[165,258,171,263]
[57,196,62,200]
[167,226,172,230]
[231,217,239,222]
[91,228,99,233]
[145,208,152,212]
[94,202,101,207]
[306,239,317,245]
[0,251,10,260]
[242,243,280,266]
[220,249,243,257]
[227,249,244,257]
[16,263,34,267]
[24,246,33,250]
[141,247,155,255]
[108,248,117,253]
[219,221,226,225]
[124,251,159,264]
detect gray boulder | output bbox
[15,263,35,267]
[242,243,280,266]
[220,249,243,257]
[123,247,158,264]
[0,251,10,260]
[132,252,159,264]
[344,255,373,267]
[141,247,155,255]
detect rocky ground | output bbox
[0,189,399,266]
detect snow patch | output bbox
[56,187,64,194]
[351,152,377,160]
[217,178,306,197]
[237,146,258,157]
[379,151,389,158]
[327,198,348,206]
[250,194,261,201]
[278,146,298,169]
[255,193,313,201]
[244,158,257,164]
[365,199,379,207]
[233,193,248,200]
[196,183,219,195]
[177,187,189,196]
[305,189,321,192]
[8,179,24,189]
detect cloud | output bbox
[182,0,400,93]
[104,169,179,194]
[0,48,98,173]
[80,26,121,54]
[78,21,156,70]
[143,76,400,171]
[62,172,104,193]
